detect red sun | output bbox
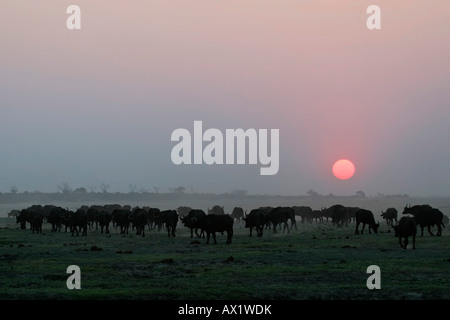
[332,159,355,180]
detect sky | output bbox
[1,1,449,196]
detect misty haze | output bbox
[1,2,449,197]
[1,1,449,304]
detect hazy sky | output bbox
[1,1,449,196]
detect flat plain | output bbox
[1,196,449,300]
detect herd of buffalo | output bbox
[8,203,448,249]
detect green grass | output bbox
[0,218,449,300]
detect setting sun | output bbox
[332,159,355,180]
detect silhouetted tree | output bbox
[356,190,366,197]
[74,187,87,193]
[99,183,110,193]
[58,183,72,194]
[170,186,185,194]
[307,189,319,197]
[231,189,248,197]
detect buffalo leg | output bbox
[257,226,263,237]
[281,222,289,234]
[226,231,230,244]
[403,236,409,249]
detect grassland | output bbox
[1,216,449,300]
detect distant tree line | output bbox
[2,184,409,199]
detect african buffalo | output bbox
[208,205,225,215]
[381,208,398,226]
[112,209,131,234]
[230,207,245,223]
[7,210,20,218]
[87,206,102,230]
[17,208,43,233]
[257,206,274,229]
[69,209,88,236]
[402,204,444,236]
[202,214,233,244]
[292,206,313,223]
[393,217,417,249]
[243,209,265,237]
[346,207,360,223]
[97,210,111,234]
[47,207,66,232]
[131,208,148,237]
[355,209,379,234]
[162,210,178,237]
[33,215,44,233]
[322,205,350,227]
[28,212,44,234]
[311,210,323,223]
[16,210,28,229]
[147,207,161,230]
[177,206,193,219]
[267,207,292,233]
[181,209,206,238]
